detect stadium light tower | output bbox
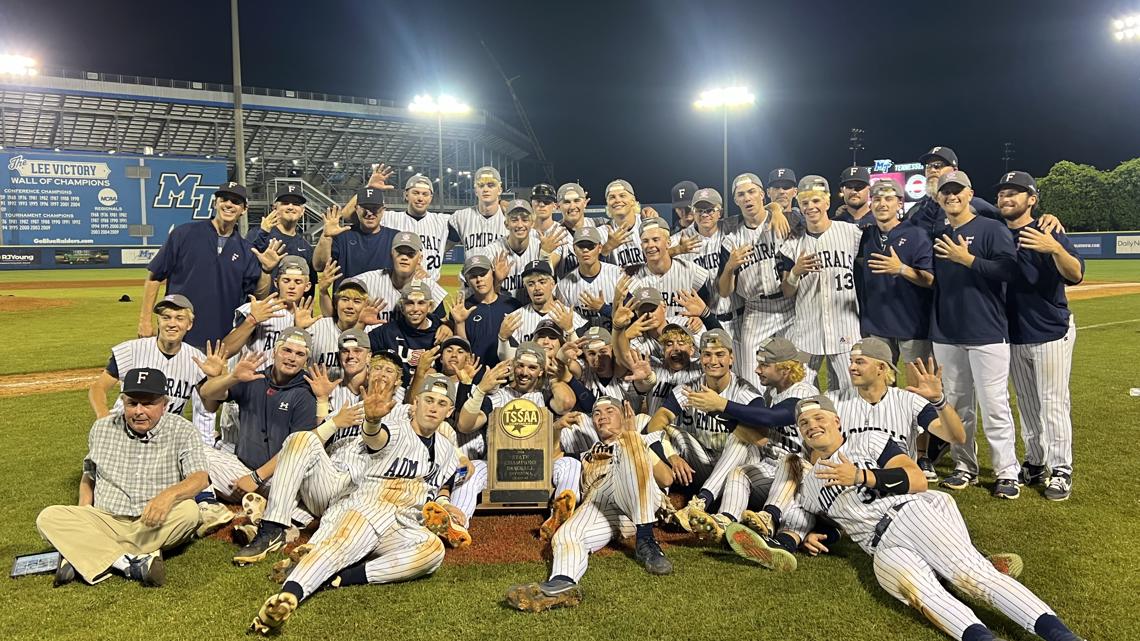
[0,54,38,76]
[694,86,756,203]
[1113,14,1140,41]
[409,94,472,190]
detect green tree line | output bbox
[1037,158,1140,231]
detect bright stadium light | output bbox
[0,54,38,76]
[409,94,473,190]
[1114,14,1140,40]
[694,85,757,204]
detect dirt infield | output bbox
[0,367,103,398]
[1066,281,1140,300]
[0,279,143,291]
[0,296,74,312]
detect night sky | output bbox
[2,0,1138,202]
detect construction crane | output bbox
[480,40,555,184]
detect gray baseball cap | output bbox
[506,199,533,216]
[870,179,904,198]
[661,322,694,341]
[593,395,622,411]
[573,226,603,246]
[755,337,809,364]
[639,217,670,238]
[798,175,831,194]
[533,318,565,341]
[691,187,722,208]
[462,254,493,276]
[335,277,369,296]
[405,174,434,192]
[392,231,423,253]
[277,326,313,352]
[795,394,838,420]
[400,280,434,303]
[630,286,664,310]
[582,326,612,348]
[605,179,635,197]
[474,166,502,184]
[558,182,587,201]
[337,328,369,350]
[515,341,547,367]
[732,173,764,194]
[416,373,457,402]
[699,329,733,352]
[939,170,972,191]
[276,255,311,277]
[851,338,896,369]
[154,293,194,314]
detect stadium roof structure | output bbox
[0,67,540,211]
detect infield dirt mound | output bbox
[0,367,102,398]
[0,296,74,312]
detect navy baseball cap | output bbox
[920,146,959,167]
[994,171,1037,196]
[533,318,565,340]
[122,368,168,397]
[356,187,386,207]
[440,335,472,352]
[531,183,557,203]
[671,180,699,208]
[521,259,554,278]
[839,166,871,188]
[768,168,797,188]
[274,183,307,204]
[370,349,405,374]
[215,181,248,203]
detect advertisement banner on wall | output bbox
[121,247,160,265]
[1116,235,1140,255]
[0,248,40,265]
[1,152,227,248]
[1070,236,1103,257]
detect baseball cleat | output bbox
[1044,474,1072,502]
[197,502,235,538]
[740,509,775,537]
[243,492,267,525]
[53,558,76,588]
[269,544,314,584]
[689,507,730,544]
[673,496,706,533]
[234,524,286,565]
[232,523,258,547]
[1019,462,1047,487]
[540,490,577,542]
[939,471,978,491]
[422,501,471,549]
[917,458,937,482]
[725,523,797,573]
[505,579,583,613]
[988,552,1024,579]
[249,592,298,635]
[634,536,673,575]
[125,551,166,587]
[992,479,1021,500]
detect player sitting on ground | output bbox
[248,374,461,636]
[726,395,1088,641]
[505,396,676,612]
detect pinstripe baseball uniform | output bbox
[644,362,702,417]
[555,218,604,279]
[383,210,450,281]
[828,387,937,459]
[107,338,207,417]
[491,233,547,300]
[579,368,639,409]
[308,317,355,369]
[556,263,623,321]
[232,302,298,366]
[354,270,447,325]
[779,221,862,391]
[601,217,647,270]
[766,431,1069,641]
[506,306,587,346]
[284,407,459,599]
[661,374,761,484]
[549,430,664,582]
[448,206,506,260]
[674,222,738,327]
[1006,220,1084,478]
[629,258,710,324]
[719,218,794,390]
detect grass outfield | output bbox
[1,267,1137,640]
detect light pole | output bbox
[0,54,38,76]
[694,86,755,201]
[1001,141,1015,172]
[849,128,865,165]
[409,94,472,199]
[230,0,248,234]
[1113,14,1140,40]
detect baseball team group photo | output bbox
[2,3,1139,641]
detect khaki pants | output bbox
[36,500,200,583]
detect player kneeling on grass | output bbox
[727,395,1087,641]
[506,396,675,613]
[249,374,461,635]
[37,368,209,588]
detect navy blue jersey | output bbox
[330,225,397,280]
[1006,220,1084,344]
[246,227,314,281]
[368,312,443,385]
[148,220,262,349]
[461,294,523,366]
[907,195,1000,239]
[929,215,1017,345]
[229,370,316,470]
[855,222,934,340]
